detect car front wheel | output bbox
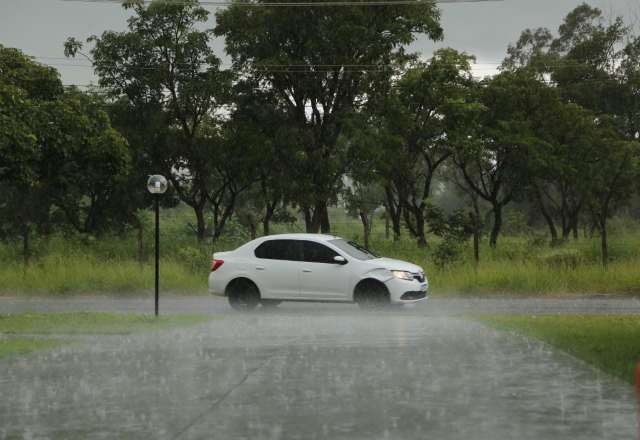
[354,280,390,309]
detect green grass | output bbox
[0,312,212,335]
[0,338,68,358]
[0,312,214,359]
[0,255,207,295]
[425,260,640,296]
[1,203,639,296]
[479,315,640,383]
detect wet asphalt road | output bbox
[1,297,639,439]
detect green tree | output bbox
[66,0,233,241]
[226,80,297,237]
[0,46,129,263]
[502,3,640,257]
[583,120,639,266]
[528,100,596,243]
[39,89,131,235]
[453,72,549,247]
[381,48,478,247]
[504,3,637,138]
[214,0,443,233]
[344,181,385,250]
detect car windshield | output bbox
[328,239,379,261]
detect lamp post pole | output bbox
[147,175,168,317]
[154,193,160,317]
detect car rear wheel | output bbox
[354,280,390,309]
[227,279,261,311]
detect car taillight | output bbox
[211,259,224,272]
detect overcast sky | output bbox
[1,0,638,86]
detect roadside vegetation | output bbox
[0,312,213,358]
[0,205,639,296]
[1,2,639,297]
[0,338,67,359]
[479,315,640,384]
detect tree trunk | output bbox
[415,208,427,248]
[303,207,314,233]
[599,217,608,268]
[359,210,371,249]
[470,198,481,266]
[194,205,207,242]
[570,213,579,240]
[384,210,390,240]
[561,216,570,241]
[392,219,401,242]
[318,201,330,233]
[536,194,558,244]
[473,229,480,265]
[263,217,271,236]
[22,223,30,268]
[489,205,502,248]
[384,187,402,242]
[403,207,417,238]
[304,200,331,233]
[263,202,275,236]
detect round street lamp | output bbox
[147,175,168,316]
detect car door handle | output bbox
[255,266,265,271]
[302,269,312,273]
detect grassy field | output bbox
[0,338,68,358]
[479,315,640,384]
[0,312,212,358]
[0,204,639,296]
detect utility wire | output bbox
[30,56,630,71]
[62,0,500,7]
[62,76,632,91]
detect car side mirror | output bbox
[333,255,347,265]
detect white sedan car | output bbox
[208,233,429,310]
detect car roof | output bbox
[256,233,340,242]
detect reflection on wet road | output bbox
[1,299,638,439]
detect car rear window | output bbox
[254,239,302,261]
[302,240,339,264]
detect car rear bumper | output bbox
[208,272,226,297]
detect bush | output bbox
[175,246,210,273]
[432,238,463,269]
[536,248,581,270]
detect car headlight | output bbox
[391,270,414,281]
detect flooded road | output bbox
[2,294,640,315]
[1,298,638,439]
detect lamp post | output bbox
[147,175,168,316]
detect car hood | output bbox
[370,257,423,273]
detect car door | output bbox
[299,240,350,300]
[253,239,303,300]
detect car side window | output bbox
[302,241,339,264]
[255,239,302,261]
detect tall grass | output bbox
[1,204,639,296]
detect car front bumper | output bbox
[385,277,429,304]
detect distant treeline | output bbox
[0,0,639,266]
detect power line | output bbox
[33,60,503,68]
[31,56,631,71]
[30,55,512,65]
[62,75,632,90]
[63,0,500,7]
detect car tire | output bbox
[260,299,281,309]
[354,280,390,309]
[227,279,261,311]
